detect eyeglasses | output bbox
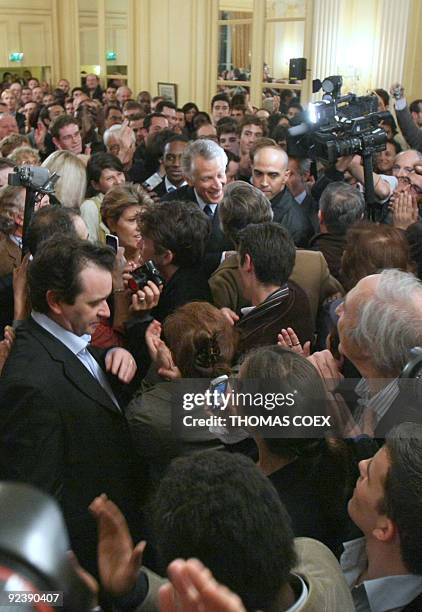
[398,175,422,195]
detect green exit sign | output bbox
[9,52,24,62]
[106,51,117,61]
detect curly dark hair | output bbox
[153,450,297,610]
[138,200,210,269]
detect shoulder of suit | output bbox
[295,249,324,267]
[210,253,238,276]
[293,537,355,610]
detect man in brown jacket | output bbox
[209,181,343,328]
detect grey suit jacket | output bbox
[396,105,422,151]
[136,538,355,612]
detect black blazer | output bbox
[161,185,234,275]
[0,317,145,575]
[270,187,314,248]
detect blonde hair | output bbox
[8,146,40,166]
[42,150,87,209]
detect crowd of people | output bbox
[0,71,422,611]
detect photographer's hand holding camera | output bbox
[346,154,394,201]
[390,81,422,152]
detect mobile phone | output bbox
[105,233,119,253]
[142,172,163,191]
[209,375,229,412]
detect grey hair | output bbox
[320,182,365,234]
[296,158,312,177]
[395,149,422,162]
[219,180,273,245]
[181,139,228,180]
[348,269,422,376]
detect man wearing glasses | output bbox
[50,115,83,156]
[392,149,422,204]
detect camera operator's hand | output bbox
[335,155,354,173]
[391,190,418,230]
[13,253,30,321]
[89,493,146,597]
[347,156,392,201]
[130,280,162,313]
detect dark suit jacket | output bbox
[300,193,319,234]
[236,282,314,355]
[0,317,145,575]
[395,106,422,151]
[309,232,347,282]
[161,185,234,275]
[270,187,314,248]
[0,235,21,276]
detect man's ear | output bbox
[52,136,60,150]
[283,168,291,181]
[14,211,24,228]
[46,289,63,315]
[318,209,323,223]
[160,249,174,267]
[373,516,397,544]
[243,252,254,274]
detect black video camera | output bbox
[128,260,164,293]
[0,482,94,611]
[288,75,390,164]
[8,166,60,256]
[8,166,59,192]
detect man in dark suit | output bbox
[152,135,189,198]
[162,139,235,274]
[0,237,145,576]
[252,143,313,247]
[287,156,319,233]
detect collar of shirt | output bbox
[9,234,23,248]
[341,537,422,612]
[31,311,90,356]
[194,189,218,214]
[240,305,255,316]
[240,285,289,318]
[165,176,186,192]
[354,378,399,427]
[295,190,307,205]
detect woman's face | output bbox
[107,205,142,251]
[184,107,197,123]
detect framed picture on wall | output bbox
[157,82,178,105]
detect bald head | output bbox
[252,146,289,200]
[0,113,18,139]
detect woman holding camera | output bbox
[89,182,153,350]
[126,301,238,488]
